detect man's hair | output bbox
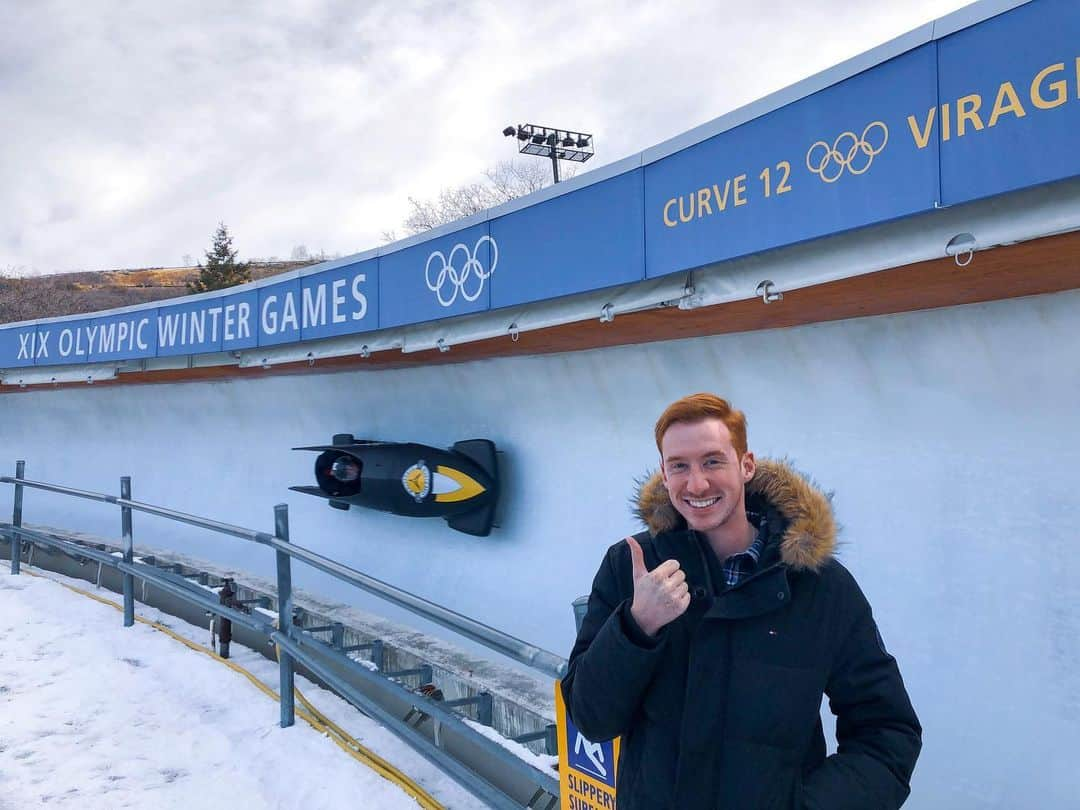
[654,393,748,458]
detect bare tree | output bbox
[399,159,572,236]
[0,272,83,324]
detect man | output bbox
[562,393,921,809]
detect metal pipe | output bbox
[0,475,569,677]
[274,504,295,728]
[291,628,560,799]
[117,498,267,543]
[6,516,560,806]
[10,461,25,574]
[2,523,270,635]
[0,477,264,543]
[262,534,568,679]
[274,630,527,810]
[121,477,134,627]
[0,475,113,505]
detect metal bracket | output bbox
[513,723,559,755]
[755,280,783,304]
[436,338,450,353]
[235,596,272,609]
[443,692,494,726]
[526,788,560,809]
[343,638,384,668]
[508,322,520,342]
[599,303,614,323]
[945,232,977,268]
[678,285,704,310]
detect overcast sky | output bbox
[1,0,975,276]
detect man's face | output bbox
[660,418,756,537]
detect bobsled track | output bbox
[3,1,1080,807]
[4,283,1080,809]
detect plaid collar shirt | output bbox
[718,513,769,589]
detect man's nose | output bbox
[687,467,709,493]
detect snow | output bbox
[0,570,488,810]
[26,526,558,720]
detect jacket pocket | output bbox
[726,661,823,750]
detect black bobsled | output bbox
[290,434,499,537]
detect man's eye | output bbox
[669,463,687,472]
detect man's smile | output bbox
[685,496,720,509]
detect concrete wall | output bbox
[2,288,1078,807]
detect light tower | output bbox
[502,124,594,183]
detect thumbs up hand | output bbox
[626,536,691,638]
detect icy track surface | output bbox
[0,571,488,810]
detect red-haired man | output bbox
[562,393,921,809]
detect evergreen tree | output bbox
[187,223,251,293]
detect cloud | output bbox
[0,0,972,275]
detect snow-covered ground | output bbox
[0,570,491,810]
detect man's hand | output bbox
[626,536,690,638]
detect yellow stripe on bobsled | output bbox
[433,465,486,502]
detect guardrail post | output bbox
[477,692,493,726]
[371,638,385,670]
[10,461,25,574]
[545,724,558,756]
[121,477,134,627]
[274,504,295,728]
[572,595,589,633]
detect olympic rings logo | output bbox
[805,121,889,183]
[424,235,499,307]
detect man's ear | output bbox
[741,451,756,483]
[659,456,668,486]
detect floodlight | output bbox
[504,122,594,183]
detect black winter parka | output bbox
[562,460,921,809]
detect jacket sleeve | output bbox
[802,566,922,810]
[560,541,669,742]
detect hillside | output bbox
[0,261,319,325]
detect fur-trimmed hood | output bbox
[633,458,836,572]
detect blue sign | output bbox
[565,712,617,788]
[2,1,1077,371]
[300,260,378,341]
[219,289,260,353]
[490,169,645,308]
[379,223,493,328]
[257,278,303,347]
[157,295,225,357]
[937,0,1080,205]
[644,44,939,278]
[0,326,36,368]
[87,312,158,363]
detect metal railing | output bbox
[1,461,564,810]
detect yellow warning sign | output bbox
[554,680,620,810]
